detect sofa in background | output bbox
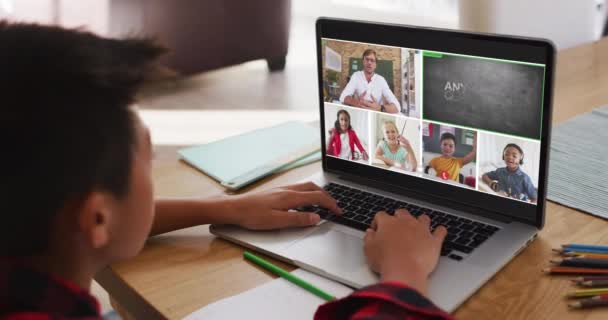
[110,0,291,75]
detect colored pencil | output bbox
[567,288,608,298]
[580,280,608,287]
[542,267,608,275]
[243,251,336,301]
[569,296,608,309]
[571,276,608,283]
[554,248,608,255]
[563,252,608,259]
[562,244,608,251]
[550,257,608,269]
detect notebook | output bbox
[178,121,321,190]
[183,269,353,320]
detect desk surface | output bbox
[97,38,608,320]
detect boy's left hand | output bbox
[229,182,342,230]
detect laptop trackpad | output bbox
[285,223,367,273]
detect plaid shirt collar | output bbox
[0,257,100,319]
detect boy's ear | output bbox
[78,192,113,249]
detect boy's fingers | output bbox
[284,190,342,214]
[394,208,412,219]
[270,211,320,228]
[433,225,448,243]
[364,228,375,242]
[371,211,390,230]
[418,214,431,226]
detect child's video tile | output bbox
[370,113,421,174]
[322,39,420,118]
[422,53,543,140]
[422,122,477,189]
[324,104,370,164]
[477,133,541,204]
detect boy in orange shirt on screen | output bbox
[428,132,476,182]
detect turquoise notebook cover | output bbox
[178,121,321,190]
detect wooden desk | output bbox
[96,38,608,320]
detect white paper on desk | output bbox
[182,269,354,320]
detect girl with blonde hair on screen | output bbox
[376,120,417,171]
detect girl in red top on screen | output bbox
[326,109,369,161]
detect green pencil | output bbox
[243,251,336,301]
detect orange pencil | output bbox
[563,252,608,259]
[542,267,608,275]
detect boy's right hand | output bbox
[364,210,447,295]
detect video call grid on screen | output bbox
[321,37,544,205]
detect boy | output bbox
[428,132,477,182]
[0,22,451,320]
[482,143,537,203]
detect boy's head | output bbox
[0,21,165,261]
[439,132,456,156]
[503,143,524,170]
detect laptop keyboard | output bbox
[296,183,501,261]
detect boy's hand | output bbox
[230,182,342,230]
[364,210,447,295]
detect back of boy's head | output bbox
[440,132,456,144]
[0,21,165,256]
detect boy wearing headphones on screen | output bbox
[482,143,538,203]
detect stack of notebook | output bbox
[178,121,321,190]
[544,243,608,309]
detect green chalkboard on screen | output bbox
[348,58,394,93]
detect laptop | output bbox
[211,18,555,312]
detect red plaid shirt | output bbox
[0,258,100,320]
[1,259,452,320]
[315,282,453,320]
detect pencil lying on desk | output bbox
[563,252,608,259]
[572,276,608,283]
[553,248,608,255]
[567,288,608,298]
[551,258,608,269]
[243,251,336,301]
[569,295,608,309]
[579,280,608,287]
[562,244,608,252]
[543,267,608,275]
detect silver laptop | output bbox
[211,18,555,312]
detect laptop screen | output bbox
[317,19,554,227]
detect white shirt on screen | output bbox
[339,71,400,109]
[338,133,352,160]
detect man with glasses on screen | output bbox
[340,49,400,114]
